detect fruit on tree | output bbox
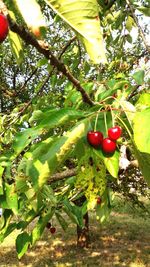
[102,138,116,154]
[46,222,51,229]
[0,14,9,43]
[97,196,102,205]
[108,126,122,141]
[50,227,56,234]
[87,131,103,147]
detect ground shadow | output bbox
[0,212,149,267]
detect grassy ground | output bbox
[0,196,149,267]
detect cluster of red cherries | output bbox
[87,126,122,154]
[0,13,9,43]
[46,222,56,234]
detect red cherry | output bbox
[108,126,122,141]
[97,196,102,205]
[46,222,51,229]
[0,14,9,43]
[50,227,56,234]
[87,131,103,147]
[102,138,116,154]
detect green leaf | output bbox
[45,0,107,64]
[0,166,4,195]
[36,58,49,67]
[8,31,24,64]
[133,70,145,85]
[16,232,31,259]
[137,6,150,17]
[5,183,18,214]
[136,93,150,109]
[126,16,135,32]
[8,11,24,64]
[31,208,54,245]
[119,100,136,122]
[55,211,68,231]
[103,150,120,178]
[94,149,120,178]
[96,189,111,223]
[126,34,132,44]
[133,108,150,185]
[134,150,150,186]
[0,223,16,241]
[133,108,150,154]
[16,108,85,154]
[36,108,86,130]
[17,221,28,230]
[76,149,106,209]
[25,119,90,190]
[63,199,84,227]
[13,128,41,155]
[0,210,13,240]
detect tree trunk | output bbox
[74,195,90,248]
[77,212,89,248]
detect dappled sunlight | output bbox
[51,238,64,247]
[129,260,146,267]
[0,211,149,267]
[91,251,101,257]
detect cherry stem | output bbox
[94,114,98,131]
[101,96,134,128]
[116,115,132,138]
[110,106,115,127]
[104,112,108,135]
[94,107,102,131]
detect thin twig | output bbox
[7,15,94,106]
[47,168,77,184]
[0,70,53,137]
[59,36,77,59]
[126,0,150,53]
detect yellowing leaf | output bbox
[15,0,46,37]
[8,30,24,64]
[45,0,107,64]
[8,11,24,64]
[26,119,90,190]
[126,16,135,32]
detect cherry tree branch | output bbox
[47,156,138,184]
[7,15,94,106]
[105,0,116,10]
[126,0,150,53]
[47,168,77,184]
[59,36,77,59]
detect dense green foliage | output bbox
[0,0,149,258]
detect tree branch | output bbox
[59,36,77,59]
[105,0,116,10]
[7,15,94,106]
[126,0,150,53]
[47,168,77,184]
[126,84,140,101]
[47,152,139,184]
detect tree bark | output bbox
[77,212,89,248]
[74,195,90,248]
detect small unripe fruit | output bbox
[0,14,9,43]
[102,138,116,154]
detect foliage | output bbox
[0,0,150,258]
